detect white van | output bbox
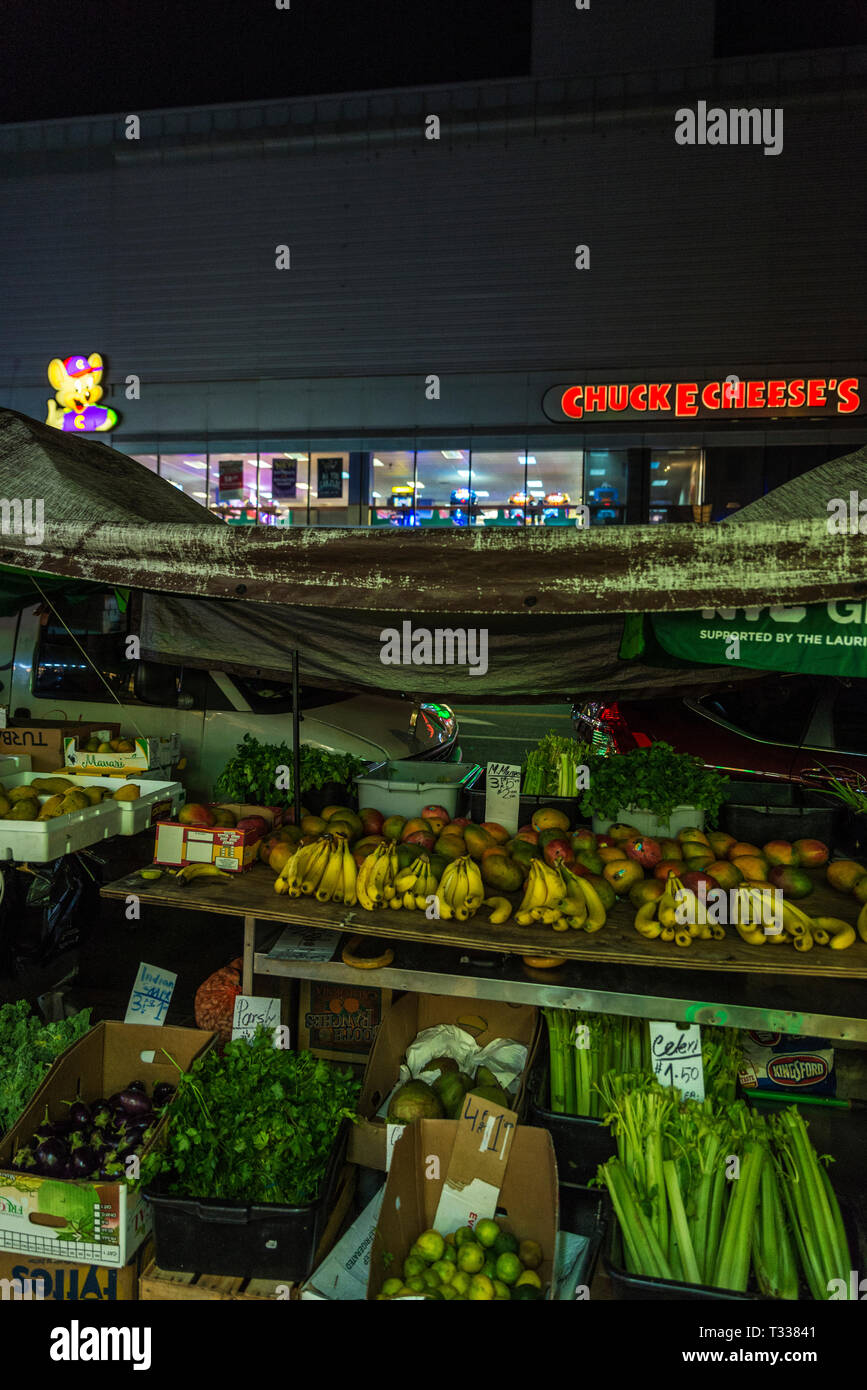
[0,593,459,799]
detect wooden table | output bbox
[101,862,867,1041]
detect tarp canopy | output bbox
[1,408,865,700]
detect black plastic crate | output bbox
[558,1183,607,1295]
[527,1033,615,1184]
[466,777,591,831]
[143,1118,349,1281]
[719,780,840,848]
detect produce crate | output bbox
[354,761,482,820]
[720,781,840,848]
[0,1240,153,1302]
[144,1120,352,1282]
[591,805,704,837]
[139,1165,356,1301]
[63,733,180,775]
[0,770,122,862]
[527,1032,615,1184]
[466,777,588,830]
[2,771,184,837]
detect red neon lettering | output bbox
[701,382,720,410]
[787,379,806,407]
[647,383,671,410]
[583,385,607,412]
[837,378,861,414]
[608,384,629,411]
[629,384,647,411]
[675,382,699,417]
[807,379,827,408]
[561,387,583,419]
[746,380,766,409]
[722,380,745,408]
[766,380,786,409]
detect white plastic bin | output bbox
[353,762,481,819]
[2,771,184,837]
[591,805,705,838]
[0,772,121,861]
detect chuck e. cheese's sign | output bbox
[542,375,862,422]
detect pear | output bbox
[97,742,113,753]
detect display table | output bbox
[100,863,867,1041]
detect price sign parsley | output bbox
[138,1032,359,1205]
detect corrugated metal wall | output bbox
[1,69,865,438]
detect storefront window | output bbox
[416,450,473,526]
[369,451,415,526]
[467,451,529,525]
[648,448,705,523]
[130,454,159,475]
[258,453,310,526]
[159,454,209,505]
[307,452,352,525]
[585,450,629,525]
[206,453,258,523]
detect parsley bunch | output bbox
[0,1001,92,1137]
[215,733,367,805]
[139,1032,359,1205]
[579,742,728,823]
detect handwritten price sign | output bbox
[124,962,176,1026]
[484,761,521,835]
[649,1021,705,1101]
[231,994,281,1043]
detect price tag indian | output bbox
[649,1021,705,1101]
[124,962,176,1028]
[231,994,281,1043]
[484,761,521,836]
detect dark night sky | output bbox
[1,0,864,124]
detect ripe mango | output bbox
[6,799,39,820]
[113,784,141,801]
[37,794,66,820]
[60,790,91,813]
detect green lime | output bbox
[474,1217,500,1249]
[443,1245,457,1264]
[482,1256,497,1280]
[457,1242,485,1274]
[403,1254,425,1280]
[432,1259,455,1285]
[415,1229,445,1264]
[467,1273,496,1300]
[440,1285,459,1300]
[493,1279,511,1300]
[518,1238,543,1270]
[454,1225,476,1247]
[382,1277,403,1296]
[493,1231,519,1257]
[406,1275,426,1293]
[422,1269,441,1289]
[495,1252,522,1286]
[450,1271,471,1297]
[511,1284,542,1300]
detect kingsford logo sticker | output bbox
[541,375,862,421]
[766,1054,830,1086]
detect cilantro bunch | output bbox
[215,733,367,805]
[0,1001,92,1137]
[579,742,728,823]
[139,1032,359,1205]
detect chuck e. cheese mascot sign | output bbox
[45,353,118,432]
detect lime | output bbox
[422,1268,441,1289]
[454,1225,476,1247]
[410,1241,433,1265]
[443,1245,457,1264]
[423,1289,444,1300]
[511,1284,542,1300]
[495,1252,522,1286]
[457,1242,485,1274]
[467,1274,496,1301]
[403,1254,426,1280]
[493,1279,511,1300]
[432,1259,455,1285]
[415,1229,445,1264]
[518,1238,543,1270]
[382,1277,403,1296]
[440,1285,459,1300]
[493,1231,519,1257]
[450,1271,471,1297]
[444,1231,456,1246]
[515,1268,542,1290]
[474,1218,500,1249]
[482,1256,497,1280]
[406,1275,426,1293]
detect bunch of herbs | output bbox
[0,1001,92,1136]
[215,733,367,805]
[580,742,728,824]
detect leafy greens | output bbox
[579,742,728,823]
[0,1001,92,1137]
[215,733,368,805]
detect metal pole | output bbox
[292,649,302,825]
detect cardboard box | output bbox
[366,1107,558,1300]
[0,1240,152,1302]
[153,803,283,873]
[0,1023,215,1269]
[0,722,119,773]
[297,981,392,1066]
[301,1185,385,1300]
[64,733,180,774]
[348,992,539,1171]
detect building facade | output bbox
[1,8,865,529]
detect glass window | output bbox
[206,453,258,523]
[467,451,529,526]
[129,454,159,475]
[585,450,628,525]
[258,452,310,526]
[308,452,352,525]
[416,450,473,526]
[369,450,416,527]
[697,679,821,745]
[832,682,867,755]
[159,454,209,505]
[648,448,705,523]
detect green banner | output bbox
[651,601,867,677]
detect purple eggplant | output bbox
[117,1090,152,1118]
[69,1146,98,1179]
[153,1083,175,1108]
[69,1101,92,1128]
[36,1138,69,1176]
[127,1080,147,1094]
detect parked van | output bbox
[0,594,459,799]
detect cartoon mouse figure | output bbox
[45,353,118,431]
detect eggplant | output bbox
[69,1146,98,1179]
[36,1138,69,1176]
[69,1101,92,1128]
[117,1090,152,1118]
[14,1146,38,1171]
[127,1080,147,1094]
[92,1103,112,1130]
[153,1083,175,1108]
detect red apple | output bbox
[624,834,662,869]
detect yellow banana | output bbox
[464,858,485,911]
[371,848,392,904]
[857,901,867,943]
[538,863,565,908]
[436,896,454,920]
[342,841,357,906]
[560,895,587,925]
[793,931,814,952]
[780,900,811,936]
[450,858,470,916]
[519,862,547,913]
[811,916,856,950]
[356,847,382,910]
[483,896,512,925]
[403,889,417,911]
[660,924,676,942]
[575,875,606,930]
[301,838,332,894]
[437,861,460,909]
[674,930,692,948]
[515,909,535,926]
[175,863,232,884]
[633,901,662,939]
[315,841,344,902]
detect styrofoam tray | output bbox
[0,772,121,861]
[2,771,184,838]
[0,754,32,778]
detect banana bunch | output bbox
[512,860,606,932]
[356,841,401,911]
[274,833,357,906]
[393,853,439,911]
[769,896,856,952]
[435,854,484,921]
[632,873,724,948]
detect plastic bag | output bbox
[1,852,102,974]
